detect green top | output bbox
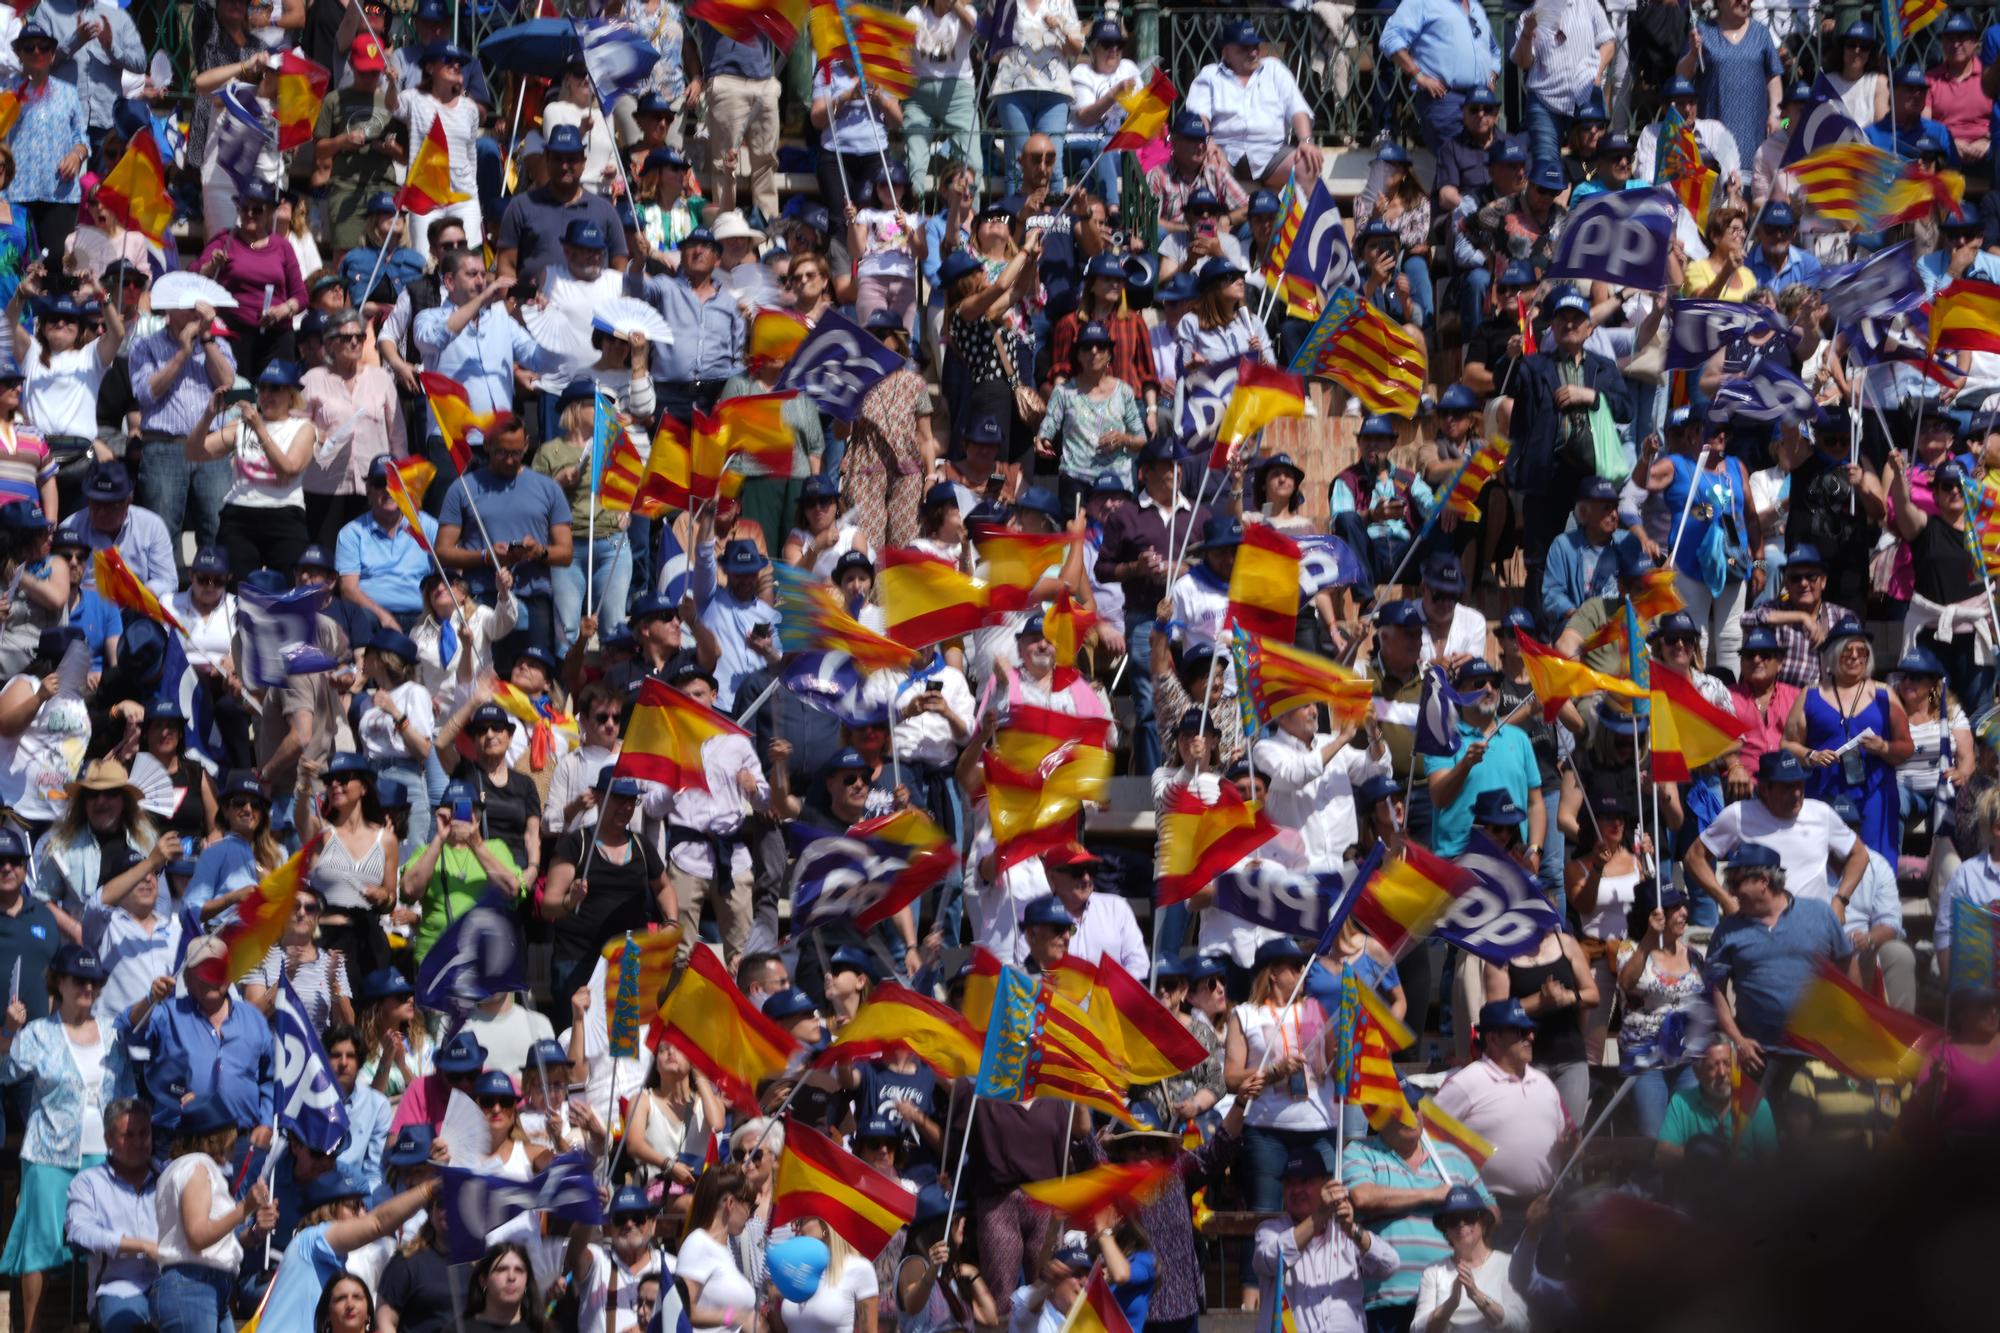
[533,436,625,542]
[414,839,523,960]
[1658,1086,1776,1159]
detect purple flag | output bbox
[1546,187,1676,291]
[1665,299,1792,371]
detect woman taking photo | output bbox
[150,1092,276,1333]
[185,362,317,581]
[1175,259,1272,374]
[294,751,398,981]
[357,629,436,851]
[679,1166,760,1331]
[1353,143,1433,330]
[197,176,306,372]
[622,1034,724,1188]
[541,770,671,990]
[302,308,405,549]
[1783,618,1913,864]
[1036,322,1144,516]
[1617,884,1709,1139]
[445,701,541,876]
[941,235,1043,467]
[9,267,121,514]
[0,946,161,1333]
[0,499,67,676]
[465,1241,549,1333]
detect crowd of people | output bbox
[1,0,1999,1331]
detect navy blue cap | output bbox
[1843,18,1880,43]
[1222,19,1262,46]
[827,945,878,979]
[1139,436,1191,465]
[1437,383,1482,413]
[52,943,108,984]
[355,966,413,1005]
[1594,133,1635,159]
[256,359,304,389]
[1728,841,1784,870]
[1529,160,1566,192]
[1376,141,1412,166]
[1615,536,1655,579]
[1281,1144,1332,1181]
[644,146,691,174]
[472,1070,518,1101]
[1650,610,1700,640]
[1423,550,1466,592]
[303,1166,369,1208]
[1944,9,1980,36]
[1477,998,1535,1032]
[1075,321,1114,349]
[1357,219,1398,247]
[1896,63,1929,89]
[1377,598,1424,629]
[221,769,266,803]
[609,1184,653,1216]
[1741,626,1782,655]
[1358,412,1399,439]
[1471,788,1526,827]
[236,177,279,206]
[1574,89,1609,123]
[544,124,585,156]
[1158,271,1198,303]
[563,219,609,251]
[384,1124,435,1168]
[1896,645,1948,677]
[1783,80,1815,105]
[371,628,418,661]
[1466,87,1501,109]
[1786,542,1826,570]
[635,91,673,117]
[961,413,1005,447]
[0,828,29,860]
[1248,188,1282,217]
[761,986,818,1021]
[1663,75,1697,99]
[326,752,375,781]
[144,697,188,727]
[1189,954,1227,984]
[436,1031,487,1074]
[1824,615,1867,644]
[592,767,643,800]
[1757,750,1808,783]
[1253,936,1309,969]
[1499,259,1537,287]
[1489,140,1529,167]
[1259,451,1305,482]
[1435,1184,1491,1222]
[719,538,768,575]
[1759,201,1798,230]
[1090,471,1132,497]
[826,746,870,774]
[1196,257,1245,288]
[1172,110,1209,139]
[1830,795,1863,825]
[1577,475,1619,502]
[189,544,230,578]
[1153,954,1189,982]
[1089,17,1125,43]
[1015,485,1062,518]
[1548,285,1592,317]
[296,543,336,572]
[1084,252,1127,282]
[1355,773,1401,808]
[1500,605,1538,633]
[938,250,983,287]
[1454,658,1502,687]
[1017,613,1047,641]
[419,40,470,65]
[413,0,447,20]
[1184,187,1224,216]
[514,645,558,674]
[1023,894,1076,929]
[376,776,408,809]
[0,500,44,532]
[832,549,875,581]
[1193,513,1244,551]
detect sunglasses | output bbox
[1026,152,1057,164]
[328,333,365,345]
[194,574,228,586]
[295,900,322,915]
[837,772,868,786]
[591,712,621,724]
[477,1095,518,1111]
[1785,569,1825,581]
[0,858,23,870]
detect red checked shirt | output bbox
[1145,157,1251,227]
[1047,309,1163,402]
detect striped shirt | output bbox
[128,327,236,437]
[248,946,352,1033]
[1340,1137,1492,1310]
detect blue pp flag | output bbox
[1280,177,1358,302]
[160,631,224,776]
[573,19,662,111]
[773,310,906,421]
[1435,831,1565,964]
[272,975,351,1155]
[415,889,528,1015]
[1546,187,1676,291]
[1812,241,1924,332]
[438,1152,604,1262]
[1211,843,1380,945]
[235,582,337,689]
[781,650,890,728]
[1179,360,1238,447]
[1416,666,1478,758]
[1297,534,1367,593]
[1665,299,1792,372]
[1709,361,1824,425]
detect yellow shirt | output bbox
[1681,258,1758,302]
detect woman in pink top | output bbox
[302,308,406,548]
[1724,625,1801,800]
[1907,987,2000,1136]
[197,177,307,378]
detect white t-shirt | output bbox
[676,1227,757,1327]
[22,346,108,441]
[223,416,310,510]
[780,1252,880,1333]
[1070,58,1142,136]
[66,1028,107,1156]
[1697,796,1857,904]
[578,1242,665,1333]
[358,680,436,764]
[0,679,88,823]
[155,1154,242,1271]
[167,592,239,671]
[400,90,482,197]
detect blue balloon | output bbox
[768,1236,829,1303]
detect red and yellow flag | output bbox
[1060,1268,1137,1333]
[1783,958,1940,1084]
[984,753,1093,871]
[1106,68,1178,152]
[1044,588,1098,666]
[94,547,185,635]
[1930,277,2000,357]
[688,0,811,49]
[418,371,494,475]
[1089,956,1210,1082]
[212,833,325,985]
[490,679,579,771]
[700,391,799,479]
[1226,522,1302,642]
[748,306,811,371]
[990,703,1114,783]
[808,0,917,99]
[771,1118,919,1257]
[846,806,959,922]
[1790,140,1964,230]
[1353,966,1416,1053]
[1514,628,1650,721]
[1648,662,1746,782]
[974,527,1077,610]
[98,128,175,246]
[596,432,654,516]
[1352,841,1476,956]
[397,118,472,216]
[1657,107,1715,227]
[619,676,753,792]
[0,90,19,142]
[1157,782,1276,906]
[273,51,331,152]
[815,981,984,1078]
[1022,1159,1177,1221]
[1417,1096,1495,1169]
[774,565,921,672]
[1353,1013,1414,1129]
[1443,434,1511,522]
[879,546,991,648]
[1238,628,1374,727]
[1212,363,1307,468]
[660,944,803,1114]
[636,415,731,514]
[384,457,435,552]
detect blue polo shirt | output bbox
[181,835,261,932]
[1866,116,1958,165]
[71,588,121,673]
[336,510,438,616]
[1705,895,1853,1045]
[143,993,275,1132]
[1746,245,1823,293]
[437,466,572,600]
[253,1223,344,1331]
[1422,720,1538,856]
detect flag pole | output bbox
[1546,1075,1637,1194]
[1388,439,1482,589]
[1417,1123,1456,1186]
[570,20,643,209]
[942,1091,979,1230]
[422,389,507,583]
[735,675,785,724]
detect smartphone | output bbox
[1197,219,1217,240]
[223,386,255,406]
[452,797,472,824]
[926,680,943,693]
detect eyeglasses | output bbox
[742,1148,767,1163]
[1026,152,1057,164]
[615,1215,649,1229]
[295,900,322,915]
[1785,569,1826,582]
[837,773,868,786]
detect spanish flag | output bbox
[1022,1160,1176,1221]
[688,0,811,50]
[619,676,752,792]
[418,371,494,475]
[98,128,175,246]
[1059,1268,1137,1333]
[1418,1096,1495,1170]
[991,703,1114,790]
[604,927,683,1058]
[1930,276,2000,357]
[984,753,1089,870]
[879,547,991,648]
[1046,952,1099,1002]
[814,981,983,1078]
[749,306,811,371]
[1514,628,1650,721]
[847,806,959,920]
[1648,662,1746,782]
[700,391,799,479]
[94,547,185,635]
[808,0,918,99]
[384,457,436,552]
[771,1118,919,1257]
[635,415,734,514]
[975,528,1077,610]
[397,118,471,216]
[1157,782,1276,906]
[1106,68,1178,152]
[1042,985,1128,1089]
[1044,588,1098,667]
[774,563,921,672]
[660,944,802,1114]
[1088,956,1210,1081]
[1783,958,1940,1084]
[1226,522,1302,642]
[1443,434,1510,523]
[273,51,331,152]
[213,833,325,985]
[1352,841,1475,956]
[1212,363,1307,468]
[1237,628,1374,727]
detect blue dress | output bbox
[1694,20,1782,188]
[1802,686,1900,862]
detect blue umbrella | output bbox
[477,18,590,78]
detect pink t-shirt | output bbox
[1926,64,1992,147]
[1729,680,1802,773]
[1932,1041,2000,1132]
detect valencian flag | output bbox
[273,52,331,152]
[1884,0,1946,55]
[1022,1160,1176,1221]
[1236,627,1374,727]
[1789,140,1962,231]
[690,0,810,50]
[1514,628,1650,720]
[1289,285,1428,416]
[1656,106,1716,226]
[772,1119,919,1258]
[1106,67,1178,150]
[1226,523,1303,642]
[1352,841,1475,957]
[659,944,803,1114]
[748,306,811,370]
[1783,957,1940,1083]
[1261,173,1306,292]
[1211,362,1307,468]
[418,371,495,474]
[398,118,472,215]
[1648,663,1746,781]
[1929,277,2000,356]
[1041,984,1127,1090]
[814,981,983,1078]
[1044,587,1098,666]
[211,833,325,984]
[774,564,919,672]
[384,457,436,551]
[879,547,991,647]
[809,0,918,99]
[975,528,1077,610]
[1088,956,1209,1081]
[596,432,652,516]
[1418,1096,1495,1170]
[98,129,175,246]
[95,547,186,635]
[1353,1006,1414,1129]
[1157,782,1277,906]
[1443,434,1511,523]
[1353,964,1417,1053]
[619,676,753,791]
[602,928,681,1057]
[490,679,578,771]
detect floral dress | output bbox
[842,367,928,550]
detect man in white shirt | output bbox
[1251,1146,1400,1333]
[575,1185,666,1333]
[1185,20,1324,189]
[1034,846,1148,979]
[1685,749,1867,910]
[534,220,627,415]
[1253,706,1390,866]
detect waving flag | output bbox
[1930,277,2000,356]
[1790,140,1963,230]
[1226,523,1302,641]
[1107,68,1178,151]
[1783,958,1938,1082]
[1212,363,1307,468]
[1811,242,1924,330]
[575,18,663,108]
[772,1119,919,1258]
[383,456,436,550]
[1088,956,1210,1080]
[636,415,734,513]
[1783,91,1864,168]
[689,0,811,48]
[272,51,330,152]
[1708,361,1823,424]
[1515,629,1649,718]
[748,306,811,371]
[1655,106,1715,225]
[437,1153,604,1262]
[235,582,337,687]
[661,944,803,1113]
[1236,627,1373,726]
[1279,178,1357,318]
[809,0,917,99]
[786,812,957,934]
[774,309,906,421]
[211,84,273,195]
[1666,299,1793,372]
[596,432,653,516]
[211,834,325,985]
[95,547,185,635]
[619,676,752,791]
[990,703,1113,784]
[971,957,1048,1101]
[398,118,471,215]
[782,649,891,727]
[605,928,681,1057]
[703,391,800,479]
[1547,187,1677,290]
[983,753,1092,870]
[774,563,917,671]
[814,982,984,1077]
[1418,1096,1495,1169]
[1883,0,1946,55]
[418,371,494,474]
[1214,854,1368,949]
[1157,782,1277,906]
[1289,285,1427,415]
[160,634,224,775]
[1023,1160,1176,1220]
[414,888,528,1014]
[1297,533,1368,593]
[878,547,991,647]
[1348,978,1415,1128]
[490,680,578,771]
[975,528,1077,608]
[1416,666,1481,758]
[1179,360,1240,447]
[98,128,175,246]
[271,975,351,1154]
[1438,831,1565,964]
[1352,841,1476,956]
[1441,434,1510,522]
[1648,662,1747,781]
[0,90,17,141]
[1044,588,1098,666]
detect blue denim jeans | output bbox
[993,89,1070,195]
[1457,263,1492,335]
[1538,780,1566,906]
[151,1263,234,1333]
[96,1291,152,1333]
[495,590,558,663]
[1401,254,1435,328]
[1125,609,1162,775]
[135,445,230,573]
[551,531,635,655]
[1064,131,1122,205]
[1413,89,1467,155]
[1522,92,1571,174]
[1626,1064,1700,1140]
